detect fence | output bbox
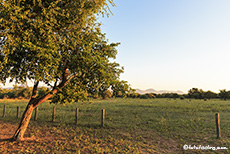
[0,104,226,138]
[1,105,106,127]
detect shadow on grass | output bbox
[0,138,12,142]
[41,120,110,129]
[0,137,41,143]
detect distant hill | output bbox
[135,88,185,94]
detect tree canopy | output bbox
[0,0,129,103]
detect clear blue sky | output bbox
[100,0,230,93]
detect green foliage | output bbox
[102,89,112,99]
[139,94,148,99]
[203,90,218,100]
[0,0,130,103]
[127,88,224,100]
[38,87,50,97]
[129,92,141,98]
[139,93,155,99]
[219,89,230,100]
[111,80,132,98]
[188,88,204,99]
[17,87,33,99]
[187,88,220,100]
[179,96,185,100]
[145,93,156,99]
[0,85,50,99]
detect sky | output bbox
[99,0,230,93]
[1,0,230,93]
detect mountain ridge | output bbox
[135,88,185,94]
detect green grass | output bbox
[0,98,230,153]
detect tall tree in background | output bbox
[188,88,203,99]
[219,89,229,100]
[0,0,129,141]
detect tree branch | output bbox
[44,80,53,89]
[53,78,58,90]
[62,64,69,82]
[31,81,39,99]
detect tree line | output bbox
[128,88,230,100]
[0,85,49,99]
[0,82,132,100]
[2,86,229,101]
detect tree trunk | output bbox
[11,96,52,141]
[11,69,70,141]
[12,99,37,141]
[12,100,35,141]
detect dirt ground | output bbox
[0,120,181,154]
[0,121,16,141]
[0,121,59,153]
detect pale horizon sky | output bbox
[99,0,230,93]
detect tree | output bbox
[129,92,141,98]
[172,93,179,99]
[102,89,112,99]
[203,90,217,100]
[188,88,203,99]
[219,89,229,100]
[111,80,132,98]
[145,93,156,99]
[0,0,127,141]
[179,95,185,100]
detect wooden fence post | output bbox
[215,113,221,138]
[2,105,6,117]
[75,108,79,125]
[101,109,105,127]
[52,107,55,122]
[34,107,38,121]
[17,106,20,119]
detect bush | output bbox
[102,90,112,99]
[140,94,148,99]
[146,93,156,99]
[180,96,185,100]
[129,93,141,98]
[140,93,156,99]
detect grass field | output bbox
[0,98,230,153]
